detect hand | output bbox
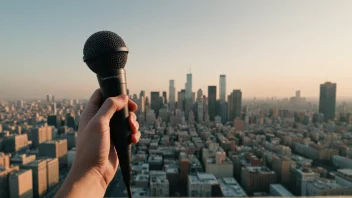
[56,89,140,198]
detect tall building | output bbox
[22,160,47,198]
[39,140,68,168]
[139,90,145,99]
[197,89,203,102]
[219,75,226,101]
[186,73,192,99]
[9,169,33,198]
[162,91,167,104]
[228,90,242,121]
[177,90,186,111]
[296,90,301,98]
[319,82,336,122]
[208,86,217,121]
[169,80,176,110]
[46,95,51,103]
[151,92,161,117]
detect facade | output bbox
[208,86,217,121]
[9,169,33,198]
[319,82,336,121]
[219,75,226,101]
[150,92,161,117]
[228,90,242,121]
[269,184,293,196]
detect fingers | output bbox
[129,112,140,144]
[93,94,129,123]
[79,89,103,130]
[128,99,138,112]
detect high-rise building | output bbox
[39,140,68,168]
[177,90,186,111]
[186,73,192,99]
[151,92,161,117]
[197,89,203,102]
[228,90,242,121]
[162,91,167,104]
[169,80,176,110]
[22,159,48,198]
[208,86,217,121]
[319,82,336,122]
[46,95,51,103]
[140,90,145,99]
[219,75,226,101]
[9,169,33,198]
[296,90,301,98]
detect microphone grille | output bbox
[83,31,128,74]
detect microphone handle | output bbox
[97,68,132,193]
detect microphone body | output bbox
[97,68,132,193]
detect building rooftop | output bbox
[188,173,218,185]
[9,169,30,176]
[270,184,293,196]
[218,177,247,197]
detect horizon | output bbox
[1,1,352,100]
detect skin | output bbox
[55,89,141,198]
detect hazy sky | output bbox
[0,1,351,100]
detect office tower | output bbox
[241,167,276,195]
[208,86,217,121]
[39,140,68,168]
[177,89,186,111]
[140,90,145,98]
[47,115,59,128]
[22,160,47,198]
[9,169,33,198]
[162,91,167,104]
[44,158,59,189]
[169,80,176,110]
[219,75,226,101]
[186,73,192,99]
[319,82,337,122]
[151,92,161,117]
[1,134,28,153]
[228,90,242,121]
[220,101,228,123]
[296,90,301,98]
[51,95,55,102]
[197,101,203,123]
[197,89,203,102]
[0,166,19,198]
[46,95,51,103]
[66,132,77,150]
[31,126,53,148]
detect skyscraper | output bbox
[186,73,192,99]
[197,89,203,102]
[177,89,186,111]
[208,86,217,121]
[46,95,51,103]
[169,80,176,110]
[296,90,301,98]
[228,90,242,121]
[151,92,161,117]
[319,82,336,122]
[162,91,167,104]
[219,75,226,101]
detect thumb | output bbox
[93,94,129,123]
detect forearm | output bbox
[55,167,107,198]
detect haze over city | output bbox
[1,1,352,100]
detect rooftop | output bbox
[188,173,218,185]
[219,177,247,197]
[270,184,293,196]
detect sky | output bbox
[0,1,351,100]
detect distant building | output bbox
[319,82,336,122]
[38,140,68,168]
[333,155,352,169]
[149,171,169,197]
[0,166,19,198]
[1,134,28,153]
[218,177,247,197]
[9,169,33,198]
[22,160,47,197]
[335,169,352,187]
[289,168,316,196]
[10,154,36,167]
[306,178,352,196]
[269,184,293,196]
[208,86,217,121]
[188,173,221,197]
[151,92,161,117]
[177,89,186,111]
[241,166,276,195]
[228,90,242,121]
[219,75,226,101]
[31,126,53,148]
[169,80,176,110]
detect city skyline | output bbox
[1,1,352,99]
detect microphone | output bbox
[83,31,132,198]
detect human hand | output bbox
[71,89,140,190]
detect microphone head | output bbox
[83,31,128,74]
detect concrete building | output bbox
[272,158,291,186]
[22,159,47,197]
[219,75,226,101]
[241,166,276,195]
[208,86,217,121]
[31,126,53,148]
[333,155,352,169]
[39,139,68,168]
[228,90,242,121]
[1,134,28,153]
[151,92,161,117]
[66,132,77,150]
[44,158,59,189]
[188,173,220,197]
[289,168,316,196]
[218,177,247,197]
[149,171,169,197]
[335,169,352,187]
[202,147,233,178]
[306,178,352,196]
[9,169,33,198]
[0,166,19,198]
[269,184,293,196]
[319,82,336,121]
[169,80,176,110]
[10,154,36,167]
